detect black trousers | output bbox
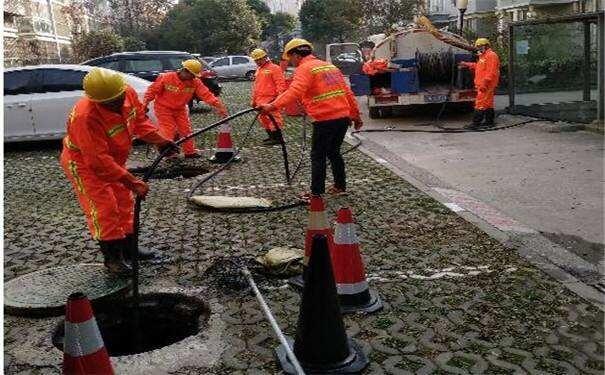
[311,117,350,195]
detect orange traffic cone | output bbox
[276,234,369,374]
[63,292,114,375]
[332,207,383,314]
[288,195,333,289]
[209,122,240,163]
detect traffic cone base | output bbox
[276,337,368,374]
[340,287,382,314]
[209,152,240,164]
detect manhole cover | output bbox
[4,264,130,317]
[52,293,210,356]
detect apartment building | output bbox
[424,0,602,37]
[3,0,94,67]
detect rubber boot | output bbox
[483,109,495,128]
[464,110,485,130]
[264,129,283,146]
[99,238,132,276]
[123,233,159,262]
[261,129,272,144]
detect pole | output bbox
[241,268,306,375]
[508,24,515,112]
[598,12,604,121]
[583,20,591,102]
[459,9,466,35]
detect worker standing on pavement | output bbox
[60,68,177,275]
[143,59,229,158]
[259,39,363,201]
[459,38,501,129]
[250,48,287,146]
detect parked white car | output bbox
[208,55,257,80]
[4,64,157,143]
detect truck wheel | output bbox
[369,107,381,119]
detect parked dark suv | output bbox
[82,51,221,97]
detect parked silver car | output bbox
[4,65,156,142]
[208,55,257,80]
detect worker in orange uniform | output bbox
[250,48,287,146]
[143,59,228,158]
[259,39,363,201]
[459,38,500,129]
[60,68,177,275]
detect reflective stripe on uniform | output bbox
[312,89,346,102]
[106,124,126,137]
[336,280,369,295]
[334,223,359,245]
[127,108,136,121]
[64,318,105,357]
[164,84,179,92]
[68,160,102,240]
[310,64,337,74]
[64,137,80,151]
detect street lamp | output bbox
[456,0,469,35]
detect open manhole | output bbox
[52,293,209,356]
[128,161,209,180]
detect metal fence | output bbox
[508,12,604,123]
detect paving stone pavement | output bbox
[4,82,604,374]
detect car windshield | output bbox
[167,56,194,70]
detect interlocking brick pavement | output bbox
[4,82,604,374]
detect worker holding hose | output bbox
[250,48,287,146]
[143,59,229,158]
[60,68,177,275]
[259,38,363,201]
[459,38,500,129]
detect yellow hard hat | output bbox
[474,38,490,47]
[250,48,267,60]
[83,68,126,102]
[182,59,203,77]
[282,38,313,60]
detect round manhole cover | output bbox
[4,263,130,317]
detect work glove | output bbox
[352,118,363,130]
[157,140,179,156]
[119,174,149,199]
[258,103,275,113]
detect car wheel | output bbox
[245,71,255,81]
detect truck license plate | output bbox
[424,94,448,103]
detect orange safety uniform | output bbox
[465,48,500,110]
[143,71,223,155]
[252,61,287,130]
[60,86,159,241]
[361,59,389,75]
[271,55,360,122]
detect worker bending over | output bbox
[459,38,501,129]
[259,39,363,201]
[61,68,176,275]
[250,48,287,145]
[144,59,228,158]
